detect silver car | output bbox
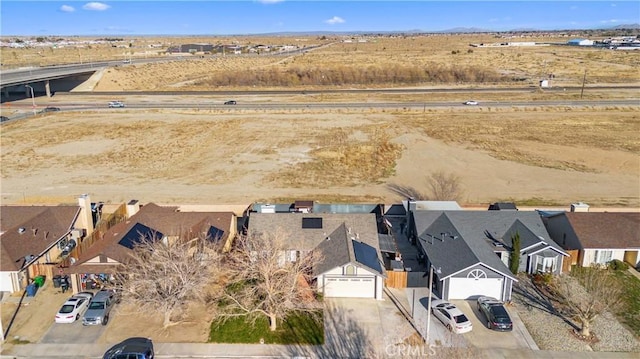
[82,289,117,326]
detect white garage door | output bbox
[448,277,504,300]
[324,276,376,298]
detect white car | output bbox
[55,292,93,324]
[430,299,473,334]
[464,100,479,106]
[108,101,125,108]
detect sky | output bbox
[1,1,638,36]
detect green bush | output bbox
[608,259,629,271]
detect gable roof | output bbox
[414,211,555,280]
[71,203,234,267]
[565,212,640,249]
[0,205,80,271]
[247,212,380,251]
[313,223,384,276]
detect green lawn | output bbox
[209,311,324,344]
[612,270,640,337]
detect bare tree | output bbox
[427,171,463,201]
[553,266,624,337]
[116,232,223,328]
[217,230,321,331]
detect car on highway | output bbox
[0,116,9,122]
[431,299,473,334]
[224,100,237,105]
[108,101,125,108]
[83,289,118,326]
[43,106,61,112]
[55,292,94,324]
[103,337,154,359]
[464,100,479,106]
[476,296,513,331]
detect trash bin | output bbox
[26,283,37,297]
[34,275,45,287]
[53,275,62,288]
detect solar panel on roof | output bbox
[302,217,323,229]
[118,223,163,249]
[353,240,383,274]
[206,226,225,242]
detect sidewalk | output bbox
[4,343,640,359]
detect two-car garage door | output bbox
[323,276,376,298]
[448,277,504,301]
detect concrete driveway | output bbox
[406,287,470,348]
[450,300,537,350]
[40,319,105,344]
[321,296,418,357]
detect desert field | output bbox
[1,34,639,208]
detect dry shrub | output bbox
[267,127,404,187]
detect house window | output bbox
[594,250,613,264]
[345,265,356,276]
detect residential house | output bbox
[543,212,640,269]
[64,202,236,293]
[0,194,95,293]
[410,210,567,301]
[247,211,386,299]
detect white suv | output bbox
[108,101,125,108]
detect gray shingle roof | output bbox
[248,212,384,277]
[414,211,554,279]
[313,223,384,276]
[248,212,380,251]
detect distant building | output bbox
[567,39,594,46]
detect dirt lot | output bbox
[1,104,638,207]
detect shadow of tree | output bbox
[386,183,427,201]
[280,302,375,358]
[513,277,579,331]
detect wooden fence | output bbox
[385,271,408,288]
[562,250,580,272]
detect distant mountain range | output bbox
[253,23,640,37]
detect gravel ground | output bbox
[511,274,640,353]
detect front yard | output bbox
[612,270,640,337]
[209,311,324,344]
[511,272,640,352]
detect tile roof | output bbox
[566,212,640,249]
[0,205,80,271]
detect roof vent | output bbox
[18,227,26,234]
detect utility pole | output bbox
[580,69,587,99]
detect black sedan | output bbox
[476,296,513,331]
[103,337,154,359]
